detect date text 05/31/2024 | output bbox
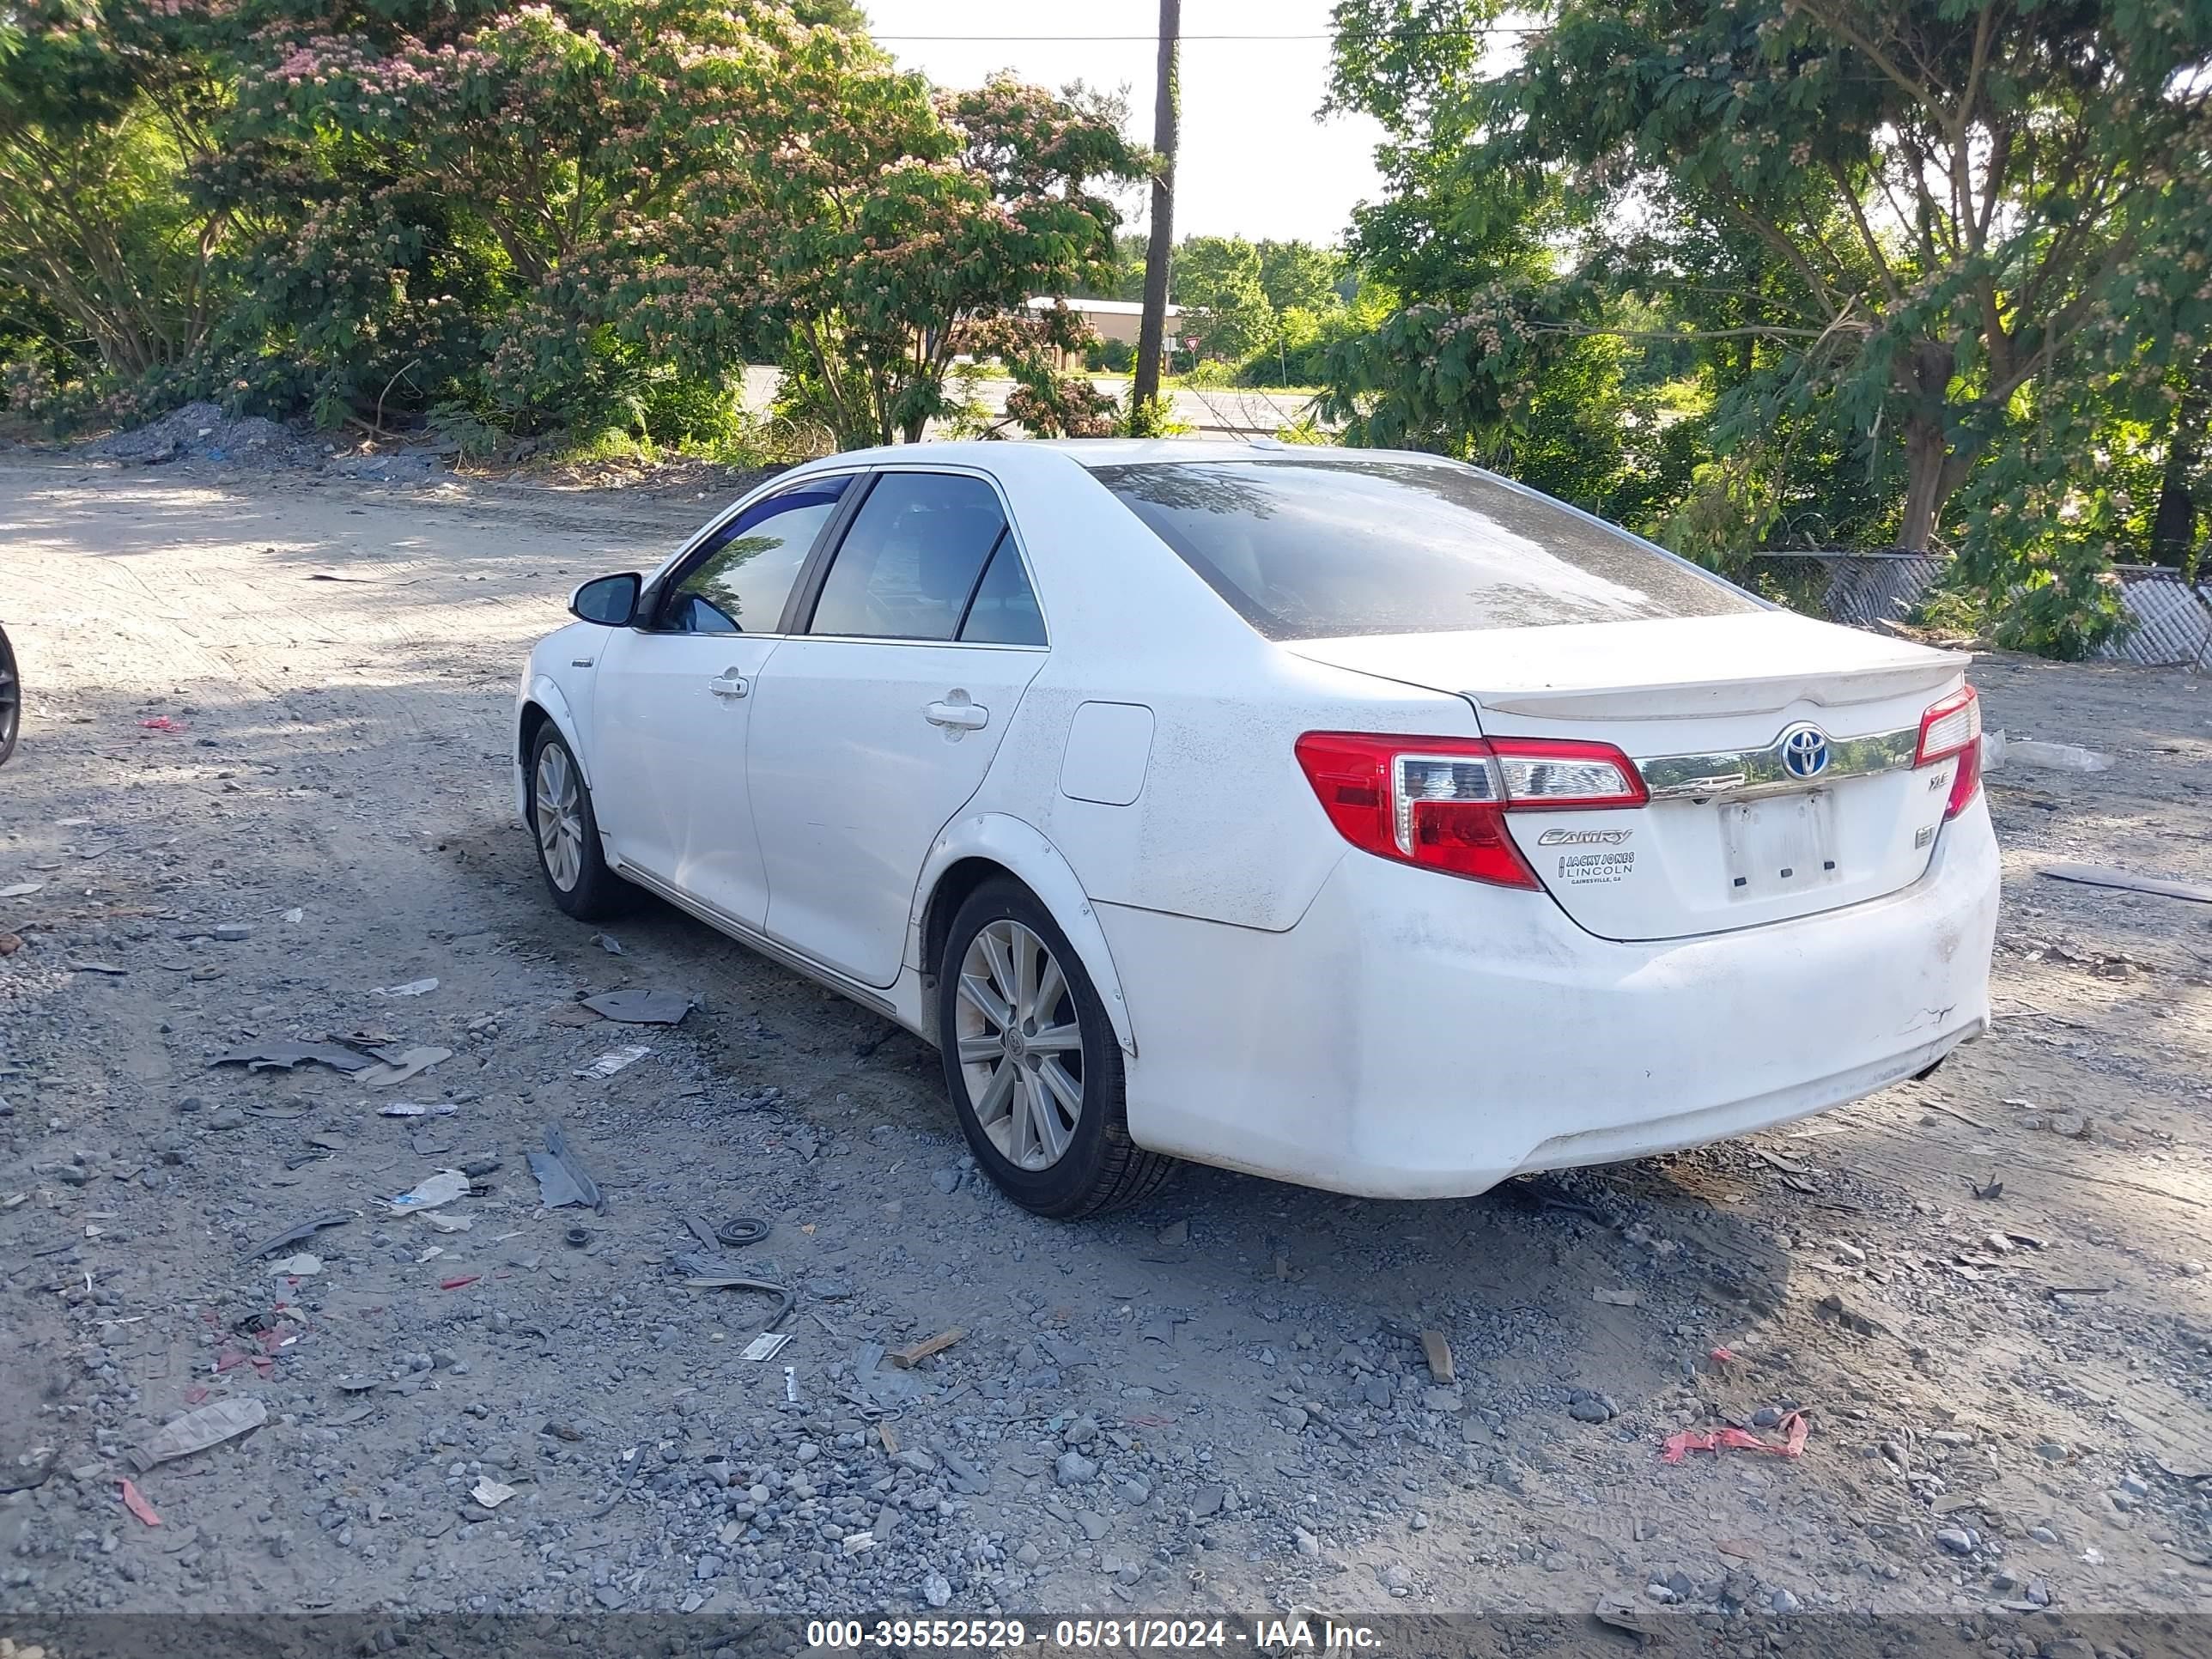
[803,1618,1386,1651]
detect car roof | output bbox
[785,438,1459,475]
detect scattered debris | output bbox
[546,1001,604,1026]
[741,1333,793,1361]
[1594,1590,1662,1637]
[1967,1172,2005,1200]
[139,715,188,732]
[360,1045,453,1089]
[527,1122,603,1211]
[1156,1218,1190,1247]
[1661,1410,1810,1464]
[2007,740,2112,773]
[1922,1098,1995,1131]
[471,1476,516,1508]
[0,880,44,898]
[378,1100,459,1117]
[0,932,21,956]
[574,1043,651,1080]
[440,1273,482,1291]
[267,1253,323,1277]
[890,1328,967,1370]
[386,1170,471,1215]
[591,933,624,955]
[580,988,690,1024]
[118,1478,162,1526]
[684,1276,796,1331]
[2039,861,2212,905]
[1419,1330,1455,1384]
[131,1397,268,1471]
[1593,1287,1639,1307]
[237,1211,350,1265]
[372,977,440,997]
[209,1039,374,1074]
[70,960,127,975]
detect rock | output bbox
[1119,1475,1151,1504]
[1936,1528,1974,1555]
[1279,1405,1309,1431]
[1751,1406,1784,1428]
[1076,1510,1109,1541]
[1157,1219,1189,1246]
[932,1168,962,1194]
[213,923,251,941]
[2119,1474,2149,1498]
[208,1109,246,1131]
[1770,1588,1802,1615]
[1293,1527,1321,1559]
[922,1571,951,1607]
[2051,1113,2088,1138]
[2034,1442,2070,1462]
[1360,1376,1393,1409]
[1015,1541,1042,1568]
[1420,1388,1462,1413]
[1193,1485,1225,1517]
[1063,1414,1099,1448]
[1568,1392,1617,1424]
[2029,1526,2059,1544]
[1054,1451,1098,1486]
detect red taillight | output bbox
[1914,684,1983,819]
[1294,732,1646,889]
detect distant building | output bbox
[1027,295,1182,361]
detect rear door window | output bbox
[1087,455,1758,639]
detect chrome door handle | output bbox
[708,671,749,700]
[924,697,989,731]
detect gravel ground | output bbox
[2,453,2210,1648]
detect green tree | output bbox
[0,1,231,384]
[1255,239,1345,312]
[1173,234,1276,360]
[1328,0,2212,621]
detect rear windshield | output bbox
[1087,455,1758,640]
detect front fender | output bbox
[910,813,1137,1058]
[514,672,592,821]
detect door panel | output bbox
[747,640,1045,984]
[586,478,849,927]
[746,468,1049,987]
[591,630,782,926]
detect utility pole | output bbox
[1132,0,1179,418]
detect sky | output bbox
[860,0,1389,246]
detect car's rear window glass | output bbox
[1086,456,1757,639]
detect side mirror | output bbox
[570,573,641,627]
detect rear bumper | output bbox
[1103,800,1999,1199]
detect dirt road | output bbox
[3,453,2211,1641]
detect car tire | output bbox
[0,623,18,769]
[527,725,629,921]
[937,878,1175,1218]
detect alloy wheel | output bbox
[954,918,1085,1170]
[533,742,586,893]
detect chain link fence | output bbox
[1740,550,2212,668]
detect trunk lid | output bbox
[1291,611,1972,942]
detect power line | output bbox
[873,27,1545,41]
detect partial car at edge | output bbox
[513,440,1999,1216]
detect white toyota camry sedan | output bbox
[514,440,1998,1217]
